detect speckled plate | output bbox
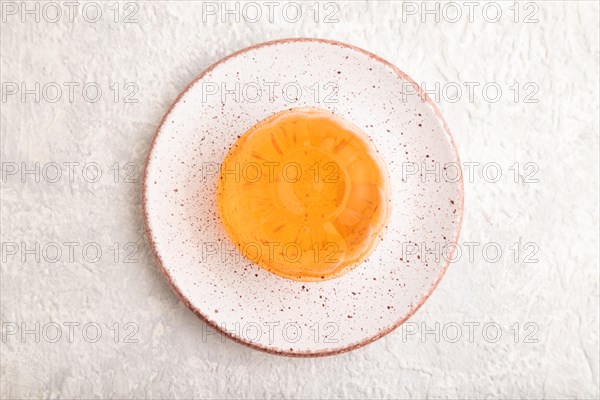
[143,38,463,356]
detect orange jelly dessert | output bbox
[217,108,390,281]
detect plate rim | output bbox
[142,37,465,357]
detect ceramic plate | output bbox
[143,38,463,356]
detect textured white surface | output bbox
[1,1,599,398]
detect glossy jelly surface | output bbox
[217,108,390,281]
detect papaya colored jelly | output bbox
[217,108,390,281]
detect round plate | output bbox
[143,38,463,356]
